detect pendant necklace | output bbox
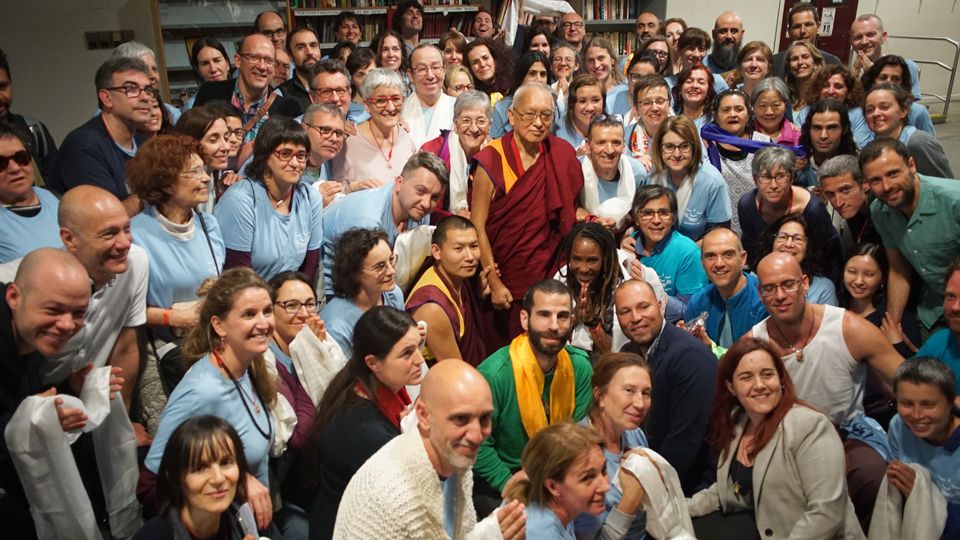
[772,310,816,362]
[213,349,273,441]
[371,124,396,170]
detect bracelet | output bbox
[584,214,600,223]
[162,309,171,327]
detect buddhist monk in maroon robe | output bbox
[470,83,584,348]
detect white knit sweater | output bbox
[332,429,484,539]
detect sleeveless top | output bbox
[752,305,865,425]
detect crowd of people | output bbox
[2,1,960,539]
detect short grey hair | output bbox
[750,76,791,106]
[402,151,449,188]
[303,103,345,125]
[409,44,443,67]
[360,67,405,99]
[308,59,350,90]
[854,13,884,32]
[819,154,863,184]
[894,357,956,403]
[751,145,797,180]
[512,82,556,111]
[454,90,492,118]
[112,41,156,61]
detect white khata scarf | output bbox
[581,154,637,227]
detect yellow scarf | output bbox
[510,334,576,439]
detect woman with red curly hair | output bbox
[128,134,225,342]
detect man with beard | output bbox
[321,152,448,296]
[334,360,527,539]
[395,0,424,55]
[772,3,841,77]
[915,265,960,393]
[864,138,960,340]
[748,252,904,529]
[406,216,488,366]
[0,49,57,180]
[819,155,881,253]
[402,45,456,148]
[473,279,593,517]
[704,11,744,76]
[280,27,322,111]
[615,279,717,495]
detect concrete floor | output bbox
[936,104,960,169]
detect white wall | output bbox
[664,0,784,49]
[0,0,158,142]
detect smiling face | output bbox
[559,13,585,45]
[587,124,625,177]
[410,47,445,102]
[467,45,495,83]
[568,237,604,287]
[400,6,423,34]
[472,12,494,38]
[433,227,480,280]
[446,70,473,97]
[865,89,907,137]
[681,68,709,109]
[62,195,132,283]
[772,221,808,264]
[572,84,604,133]
[716,93,749,136]
[548,446,609,517]
[167,153,210,210]
[728,349,783,421]
[520,291,573,358]
[379,35,403,71]
[636,85,669,136]
[635,193,673,247]
[862,147,918,212]
[443,42,463,66]
[196,47,229,82]
[551,47,578,82]
[788,44,815,80]
[897,381,955,443]
[396,166,444,222]
[366,84,405,132]
[265,142,307,187]
[851,17,887,61]
[359,239,398,294]
[843,254,883,303]
[701,229,746,292]
[200,118,230,170]
[659,130,694,176]
[740,50,769,82]
[368,326,425,392]
[272,279,316,345]
[596,365,652,433]
[305,110,345,162]
[808,110,843,159]
[182,438,241,517]
[453,106,489,154]
[335,17,361,44]
[0,136,35,205]
[585,46,614,86]
[754,90,786,134]
[680,45,707,70]
[821,170,867,220]
[529,34,551,57]
[212,287,275,360]
[422,376,493,472]
[615,281,664,349]
[8,267,89,357]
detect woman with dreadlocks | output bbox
[554,222,667,359]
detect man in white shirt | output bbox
[403,45,456,148]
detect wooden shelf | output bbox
[586,20,635,27]
[294,5,476,16]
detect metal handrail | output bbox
[887,35,960,120]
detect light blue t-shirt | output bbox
[578,154,648,205]
[574,423,649,539]
[214,178,324,281]
[607,84,630,116]
[807,275,839,306]
[639,230,708,297]
[917,329,960,394]
[320,286,405,357]
[0,187,61,264]
[490,96,514,139]
[888,413,960,505]
[555,121,586,152]
[320,184,427,296]
[131,206,225,309]
[640,164,732,241]
[525,503,576,540]
[145,354,272,486]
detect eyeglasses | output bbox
[260,28,286,40]
[513,109,554,124]
[365,255,398,275]
[759,279,802,298]
[773,232,807,244]
[225,128,246,141]
[638,97,669,108]
[452,83,474,92]
[365,95,405,109]
[104,84,158,99]
[304,123,346,140]
[275,299,318,314]
[456,116,490,129]
[637,208,673,221]
[311,87,351,100]
[0,150,32,170]
[273,149,309,162]
[560,21,584,30]
[179,166,209,181]
[660,142,693,154]
[758,173,791,184]
[413,64,445,77]
[649,50,669,58]
[238,53,276,67]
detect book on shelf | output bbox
[291,0,466,7]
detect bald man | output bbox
[748,252,903,529]
[0,186,147,411]
[705,11,744,74]
[1,248,90,537]
[333,360,526,540]
[684,227,767,347]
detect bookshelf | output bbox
[288,3,479,50]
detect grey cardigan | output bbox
[687,405,866,540]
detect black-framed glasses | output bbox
[310,87,351,100]
[260,28,286,40]
[225,128,246,141]
[104,84,158,99]
[758,173,791,184]
[273,149,308,162]
[304,123,346,140]
[0,150,32,170]
[759,279,802,298]
[275,299,318,314]
[560,21,584,30]
[637,208,673,221]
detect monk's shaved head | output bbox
[58,185,126,232]
[417,360,494,475]
[512,82,554,111]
